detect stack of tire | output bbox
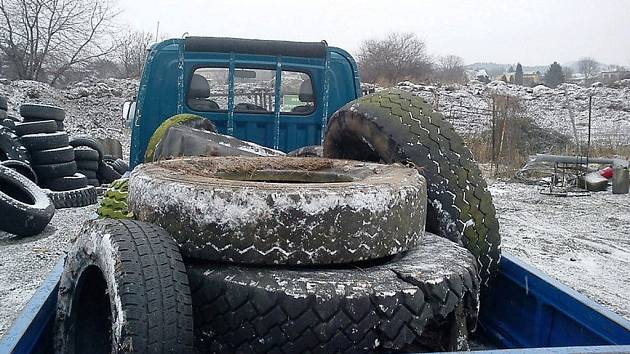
[70,137,125,187]
[54,91,501,353]
[15,104,96,209]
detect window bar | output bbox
[320,48,331,143]
[227,53,235,136]
[273,57,283,149]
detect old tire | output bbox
[54,219,194,353]
[0,96,7,111]
[97,160,122,184]
[0,165,54,236]
[78,169,97,179]
[98,179,130,219]
[87,178,100,186]
[74,148,100,161]
[0,127,30,163]
[0,160,38,184]
[287,145,323,157]
[33,161,77,179]
[76,159,98,170]
[144,114,217,162]
[189,233,479,353]
[30,146,75,165]
[46,185,97,209]
[14,120,58,136]
[40,173,88,191]
[20,103,65,121]
[20,132,69,151]
[70,137,104,161]
[323,89,500,284]
[110,158,128,175]
[130,156,427,265]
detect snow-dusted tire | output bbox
[46,185,97,209]
[287,145,323,157]
[14,120,57,136]
[189,233,479,353]
[0,160,38,184]
[30,146,75,165]
[54,219,194,353]
[32,161,77,179]
[0,165,54,236]
[324,89,500,284]
[40,173,88,191]
[20,103,65,121]
[70,137,104,161]
[20,132,69,151]
[1,118,14,129]
[0,127,30,163]
[129,156,427,265]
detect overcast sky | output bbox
[119,0,630,67]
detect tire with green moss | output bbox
[97,178,130,219]
[145,114,216,162]
[323,89,500,285]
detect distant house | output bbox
[599,70,630,83]
[495,71,542,86]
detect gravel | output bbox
[0,204,98,336]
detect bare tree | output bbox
[116,30,154,78]
[576,57,600,84]
[357,32,433,85]
[0,0,119,85]
[435,54,466,84]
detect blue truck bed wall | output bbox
[128,38,362,168]
[1,253,628,353]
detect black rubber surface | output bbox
[323,89,501,285]
[40,173,88,192]
[55,219,194,353]
[97,160,121,184]
[0,160,38,184]
[32,161,77,179]
[20,103,65,121]
[46,185,97,208]
[74,148,100,161]
[69,138,103,161]
[76,159,98,170]
[130,157,427,265]
[87,178,100,187]
[14,120,57,136]
[30,146,75,165]
[0,165,54,236]
[0,96,7,111]
[20,132,69,151]
[0,127,30,163]
[77,169,97,179]
[1,118,14,129]
[189,233,479,353]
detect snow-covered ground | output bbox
[396,80,630,145]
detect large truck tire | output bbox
[189,233,479,353]
[129,156,427,265]
[55,219,194,353]
[323,89,500,284]
[0,127,30,163]
[0,165,54,236]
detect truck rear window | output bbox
[187,67,315,115]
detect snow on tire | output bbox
[129,156,427,265]
[55,219,194,353]
[188,233,479,353]
[324,89,501,285]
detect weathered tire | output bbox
[69,137,104,161]
[46,185,97,209]
[110,158,128,175]
[78,169,97,179]
[0,160,38,184]
[0,165,54,236]
[20,103,65,121]
[76,159,98,170]
[1,118,15,129]
[54,219,194,353]
[130,156,427,265]
[323,89,500,284]
[40,173,88,191]
[287,145,323,157]
[0,96,7,111]
[20,132,69,151]
[74,148,100,161]
[0,127,30,163]
[30,146,75,165]
[87,178,100,186]
[14,120,58,136]
[32,161,77,179]
[98,178,130,220]
[56,120,64,131]
[145,114,217,162]
[189,233,479,353]
[97,160,121,184]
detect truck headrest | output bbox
[298,81,314,102]
[189,74,210,98]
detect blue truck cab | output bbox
[1,37,629,353]
[129,37,361,168]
